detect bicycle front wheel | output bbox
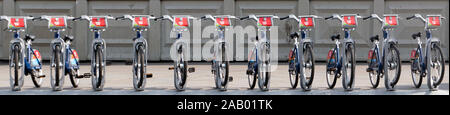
[133,45,146,91]
[10,45,24,91]
[427,44,445,91]
[92,45,105,91]
[51,45,64,91]
[299,44,314,91]
[258,44,270,91]
[216,44,229,91]
[342,44,355,91]
[174,50,187,91]
[384,44,401,91]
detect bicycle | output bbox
[280,14,321,91]
[241,14,279,91]
[200,14,237,91]
[74,15,114,91]
[33,15,91,91]
[407,14,445,91]
[324,14,361,91]
[362,14,402,91]
[157,15,196,91]
[115,15,157,91]
[0,16,45,91]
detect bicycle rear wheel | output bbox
[410,49,422,88]
[326,48,338,89]
[368,48,380,88]
[288,48,299,89]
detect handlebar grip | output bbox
[324,16,333,20]
[32,17,42,21]
[280,16,289,20]
[240,16,249,20]
[155,17,164,21]
[200,16,206,20]
[362,16,372,20]
[115,16,125,20]
[72,17,82,21]
[406,16,415,20]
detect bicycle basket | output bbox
[89,17,108,30]
[382,14,399,29]
[341,14,358,29]
[7,17,27,30]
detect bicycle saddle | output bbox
[369,35,379,42]
[24,34,35,41]
[330,34,340,41]
[289,32,300,39]
[63,35,74,42]
[411,32,421,39]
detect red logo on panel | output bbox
[175,17,188,27]
[51,18,66,27]
[385,16,397,26]
[343,16,356,25]
[429,17,440,26]
[216,18,230,26]
[258,17,272,26]
[92,18,106,27]
[11,18,25,27]
[135,17,149,26]
[301,17,314,27]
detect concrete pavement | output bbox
[0,62,448,95]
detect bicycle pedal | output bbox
[366,68,373,72]
[82,73,92,78]
[37,75,46,78]
[168,67,175,70]
[146,73,153,78]
[327,68,337,71]
[246,70,253,75]
[188,67,195,73]
[229,76,233,82]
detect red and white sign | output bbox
[174,17,189,27]
[258,17,272,26]
[10,18,25,28]
[216,17,230,26]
